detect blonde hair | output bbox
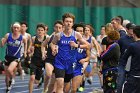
[105,23,114,35]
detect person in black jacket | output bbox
[122,26,140,93]
[101,30,120,93]
[117,23,135,93]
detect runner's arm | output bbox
[79,47,90,64]
[23,37,27,58]
[0,33,9,47]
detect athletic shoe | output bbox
[42,88,48,93]
[78,87,84,92]
[21,75,24,80]
[21,70,26,80]
[8,80,12,90]
[37,77,44,89]
[11,78,15,85]
[6,89,10,93]
[87,76,93,85]
[37,82,42,88]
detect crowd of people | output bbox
[0,12,140,93]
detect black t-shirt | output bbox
[101,37,112,49]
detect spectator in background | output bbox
[96,25,107,45]
[101,30,120,93]
[111,16,127,37]
[122,25,140,93]
[117,23,135,93]
[123,19,130,29]
[101,23,114,52]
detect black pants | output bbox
[123,75,140,93]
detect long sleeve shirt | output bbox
[118,35,134,66]
[122,41,140,76]
[101,42,120,70]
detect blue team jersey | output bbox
[56,31,77,60]
[75,36,91,61]
[75,36,91,62]
[76,48,86,63]
[6,33,22,58]
[73,48,86,77]
[54,31,77,74]
[87,36,92,43]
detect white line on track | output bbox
[15,88,43,93]
[0,84,29,89]
[0,81,28,86]
[0,78,29,82]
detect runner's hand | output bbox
[69,41,77,48]
[79,59,85,64]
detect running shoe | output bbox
[6,89,10,93]
[11,78,15,85]
[8,80,12,90]
[42,88,48,93]
[37,82,42,88]
[87,76,93,85]
[78,87,84,92]
[21,70,26,80]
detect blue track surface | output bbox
[0,74,102,93]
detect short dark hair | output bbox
[20,21,28,27]
[36,23,46,30]
[126,23,136,30]
[73,23,85,31]
[101,25,105,28]
[117,16,123,25]
[54,20,63,26]
[133,25,140,38]
[111,16,123,25]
